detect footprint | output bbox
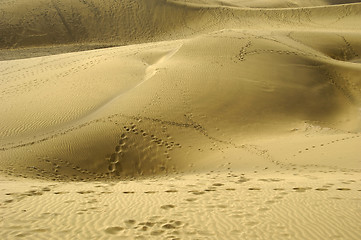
[42,187,51,192]
[188,190,205,195]
[162,223,177,229]
[205,187,217,192]
[150,230,164,236]
[77,191,94,194]
[125,219,136,226]
[237,177,250,183]
[212,183,224,186]
[144,191,157,194]
[171,220,183,227]
[185,198,197,202]
[165,189,178,193]
[139,221,156,227]
[161,204,176,210]
[104,226,124,234]
[292,187,312,192]
[336,188,351,191]
[258,178,283,182]
[139,226,149,231]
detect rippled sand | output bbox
[1,0,361,239]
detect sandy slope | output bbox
[0,0,361,239]
[1,0,361,58]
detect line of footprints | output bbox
[295,134,360,156]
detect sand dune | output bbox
[1,0,361,239]
[171,0,361,8]
[1,0,361,57]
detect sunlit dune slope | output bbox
[1,28,361,180]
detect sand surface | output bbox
[1,0,361,239]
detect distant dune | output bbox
[1,0,360,239]
[1,0,361,52]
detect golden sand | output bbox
[1,0,360,239]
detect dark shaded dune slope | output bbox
[172,0,361,8]
[1,0,361,51]
[0,0,205,48]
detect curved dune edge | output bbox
[170,0,361,8]
[1,0,361,58]
[1,0,361,239]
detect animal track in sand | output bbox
[160,204,176,210]
[26,157,101,182]
[1,108,250,181]
[258,178,284,182]
[77,190,95,194]
[292,187,312,193]
[2,185,57,205]
[104,226,124,234]
[212,183,224,186]
[294,134,360,157]
[237,176,251,183]
[144,191,157,194]
[236,41,252,62]
[136,217,185,236]
[125,219,137,226]
[185,198,198,202]
[150,230,164,236]
[165,189,178,193]
[53,191,69,195]
[104,121,187,179]
[6,113,191,181]
[188,190,206,195]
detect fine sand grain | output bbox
[1,0,361,239]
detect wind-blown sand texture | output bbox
[1,0,361,239]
